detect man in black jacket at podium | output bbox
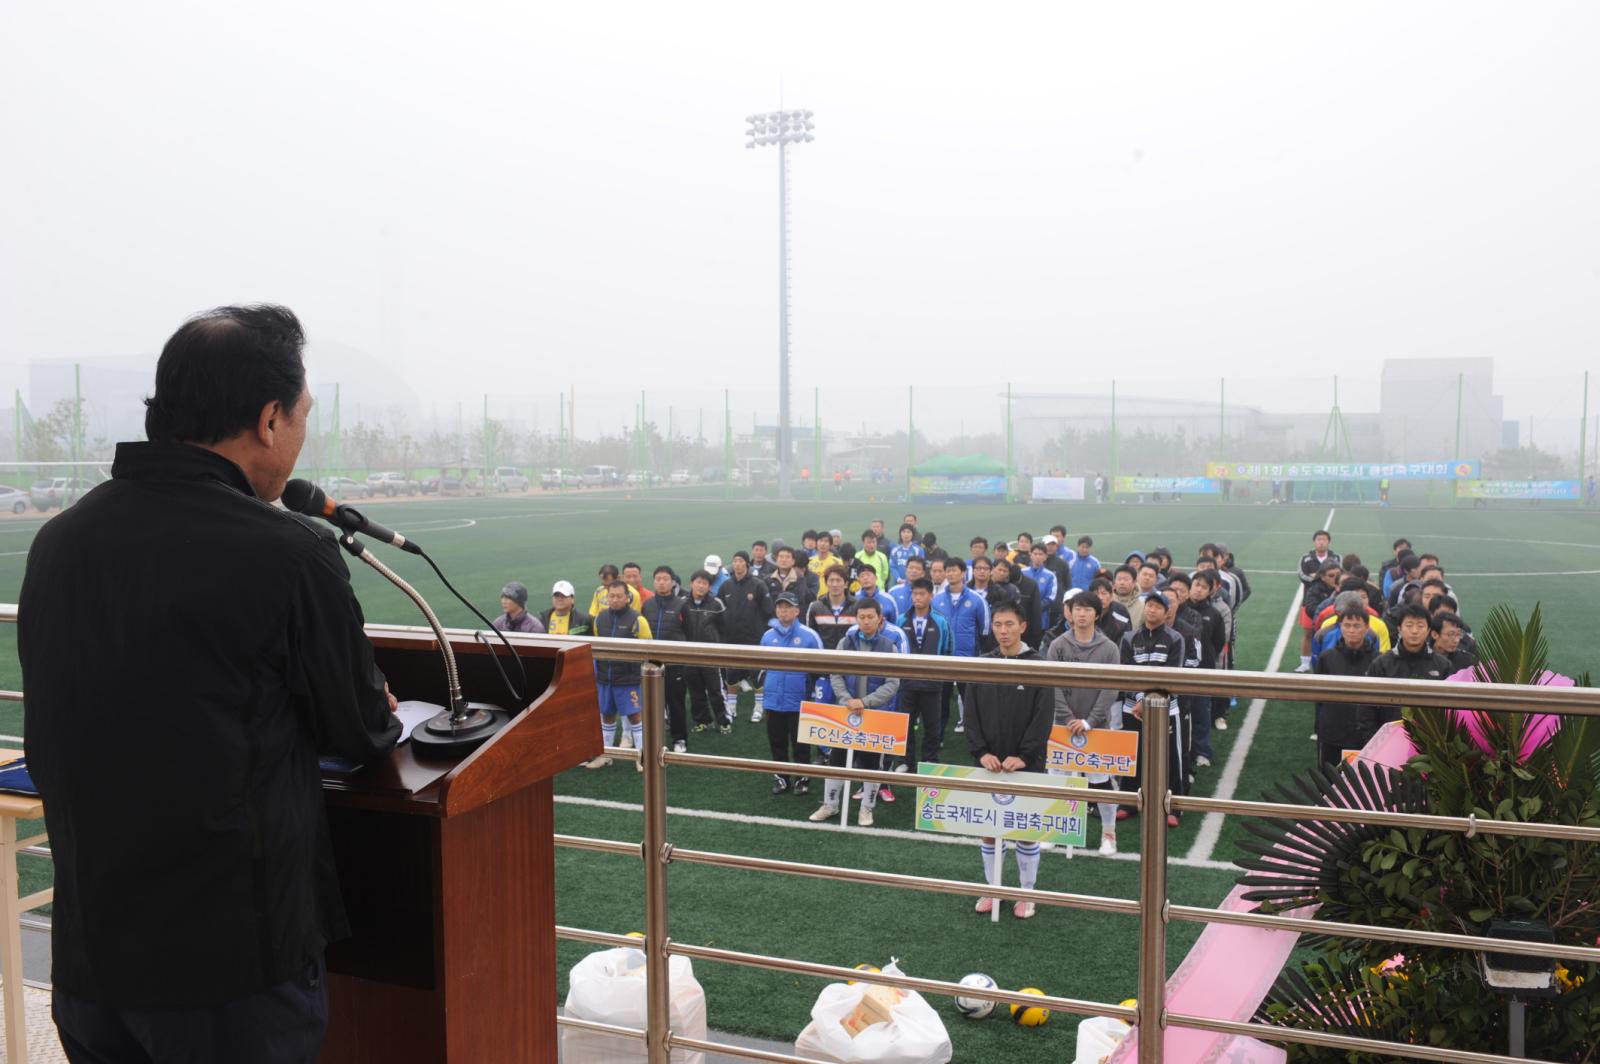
[19,305,401,1063]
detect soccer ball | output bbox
[1010,986,1050,1027]
[954,972,998,1020]
[848,963,881,985]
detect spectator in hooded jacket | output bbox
[491,581,546,634]
[682,570,729,732]
[758,593,821,796]
[720,551,774,721]
[702,554,730,596]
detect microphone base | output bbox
[411,702,512,759]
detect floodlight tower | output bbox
[746,108,814,500]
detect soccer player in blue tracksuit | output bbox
[758,592,823,796]
[888,523,924,584]
[1068,535,1103,591]
[1023,544,1058,633]
[807,600,904,827]
[886,556,925,619]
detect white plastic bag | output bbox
[793,962,952,1064]
[1073,1016,1131,1064]
[561,946,707,1064]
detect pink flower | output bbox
[1447,668,1571,762]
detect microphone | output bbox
[282,479,422,554]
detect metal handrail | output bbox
[6,604,1596,1061]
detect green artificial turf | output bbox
[0,494,1592,1060]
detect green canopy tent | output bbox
[908,454,1008,502]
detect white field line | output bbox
[554,793,1237,871]
[1184,506,1335,864]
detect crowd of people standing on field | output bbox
[484,515,1479,912]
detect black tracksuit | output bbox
[719,572,773,688]
[1119,623,1192,813]
[1366,644,1453,727]
[643,589,692,744]
[961,647,1054,773]
[682,594,726,725]
[900,609,950,764]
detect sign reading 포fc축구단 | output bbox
[915,763,1088,846]
[1046,726,1138,777]
[797,701,908,756]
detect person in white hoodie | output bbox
[1043,591,1124,855]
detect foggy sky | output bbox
[2,1,1597,433]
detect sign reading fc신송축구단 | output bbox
[1046,726,1138,777]
[797,701,908,756]
[914,763,1088,846]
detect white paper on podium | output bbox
[395,701,447,743]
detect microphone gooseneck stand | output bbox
[337,533,510,757]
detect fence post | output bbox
[1137,691,1171,1063]
[640,663,671,1064]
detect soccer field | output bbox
[0,494,1593,1060]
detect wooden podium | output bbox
[319,627,601,1063]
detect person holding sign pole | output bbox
[807,600,903,828]
[962,602,1054,919]
[1044,592,1124,855]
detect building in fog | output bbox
[1378,358,1504,462]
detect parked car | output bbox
[420,473,463,495]
[366,471,419,496]
[540,468,581,489]
[30,477,97,512]
[493,466,530,492]
[581,465,620,488]
[0,485,29,514]
[318,476,371,500]
[668,469,693,485]
[623,470,661,486]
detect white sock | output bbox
[824,778,844,808]
[1097,802,1117,827]
[628,720,644,752]
[1016,842,1041,890]
[1300,654,1311,667]
[601,719,618,746]
[860,783,878,810]
[980,841,998,886]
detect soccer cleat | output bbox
[672,740,687,754]
[1214,717,1228,731]
[635,756,644,774]
[1294,662,1312,673]
[738,679,753,693]
[794,777,810,796]
[1116,807,1135,821]
[878,785,896,804]
[751,707,764,723]
[857,807,874,827]
[719,723,732,735]
[693,723,711,733]
[893,762,910,774]
[771,775,789,795]
[1166,814,1180,829]
[953,722,965,733]
[1012,901,1037,920]
[974,896,995,915]
[1098,833,1118,856]
[1195,755,1211,768]
[583,756,613,770]
[808,804,839,822]
[1309,731,1318,741]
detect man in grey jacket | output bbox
[1044,593,1124,854]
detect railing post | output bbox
[640,663,671,1064]
[1137,691,1171,1063]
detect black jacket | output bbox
[1007,570,1044,648]
[961,647,1054,772]
[539,605,593,635]
[718,572,773,645]
[1225,561,1252,606]
[19,443,400,1007]
[1313,634,1382,749]
[642,589,689,642]
[682,593,725,643]
[1367,643,1454,725]
[766,567,817,615]
[805,595,858,650]
[1176,599,1226,670]
[1118,622,1191,709]
[900,608,948,691]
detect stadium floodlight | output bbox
[745,108,814,501]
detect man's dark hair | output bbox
[1393,537,1411,551]
[853,597,882,616]
[1068,593,1102,618]
[622,562,641,573]
[970,535,988,549]
[1313,529,1332,542]
[1433,593,1459,613]
[733,550,752,564]
[652,565,675,578]
[899,522,916,536]
[1349,564,1370,582]
[922,531,938,547]
[971,556,991,569]
[145,305,308,445]
[775,546,795,562]
[1139,562,1160,577]
[1339,576,1366,593]
[1077,535,1093,547]
[1199,542,1217,556]
[598,563,620,580]
[690,569,713,586]
[1430,611,1465,634]
[861,529,877,542]
[910,577,934,593]
[1421,578,1448,593]
[824,564,851,584]
[1397,551,1420,569]
[1115,564,1138,579]
[1192,570,1216,590]
[990,601,1028,626]
[1337,603,1370,624]
[1166,571,1191,588]
[1087,577,1113,596]
[1396,603,1432,624]
[751,539,767,549]
[1049,525,1067,538]
[1418,553,1440,565]
[816,531,833,545]
[802,529,818,542]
